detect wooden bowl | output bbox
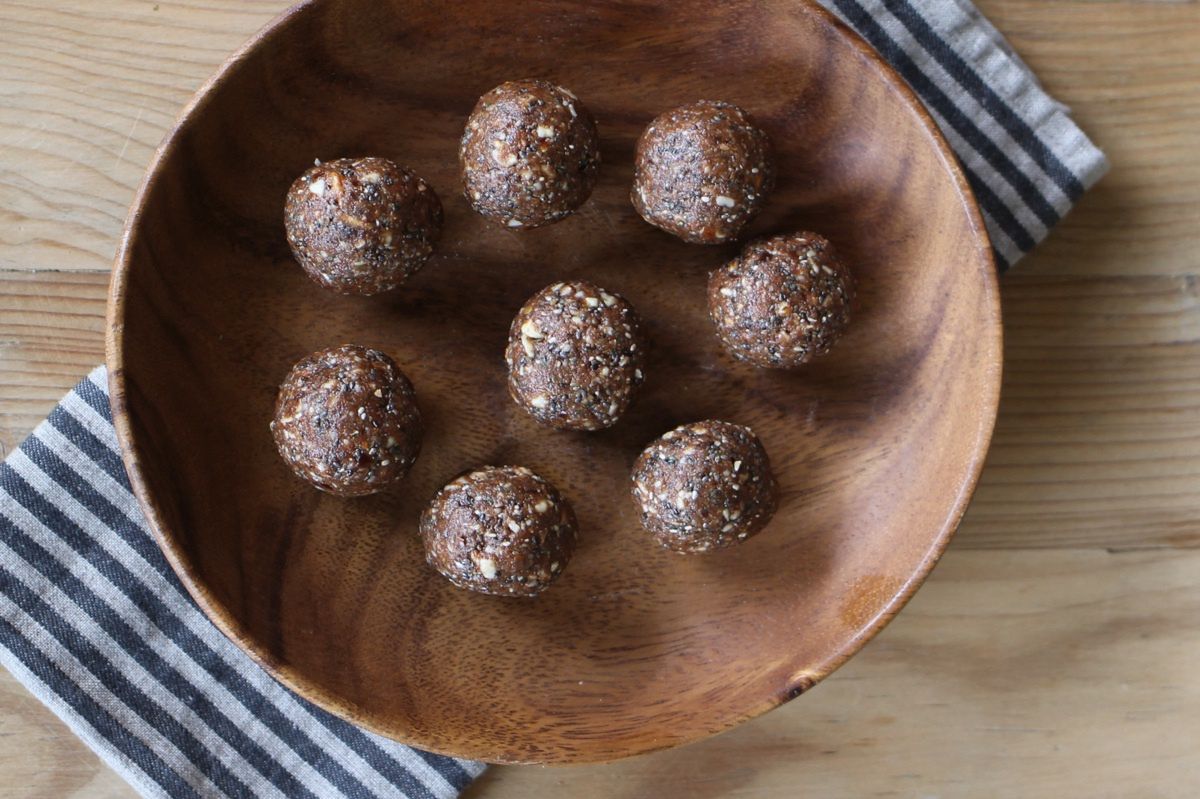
[107,0,1001,764]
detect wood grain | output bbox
[462,548,1200,798]
[2,1,1196,279]
[965,273,1200,550]
[105,0,999,763]
[1,0,1198,794]
[0,271,108,459]
[6,547,1197,798]
[0,0,282,273]
[980,1,1200,278]
[5,272,1195,551]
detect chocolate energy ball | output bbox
[505,280,646,431]
[284,157,443,295]
[632,100,775,244]
[271,345,422,496]
[460,79,600,229]
[708,232,854,368]
[420,466,578,597]
[631,421,778,553]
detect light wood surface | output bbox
[0,0,1196,794]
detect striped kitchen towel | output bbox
[0,3,1104,798]
[826,0,1107,268]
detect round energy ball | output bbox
[631,100,775,244]
[284,157,443,295]
[420,466,578,597]
[271,345,422,496]
[708,232,854,368]
[459,79,601,229]
[631,420,778,553]
[505,280,646,431]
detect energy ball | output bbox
[460,79,600,229]
[271,345,422,496]
[420,466,578,597]
[505,280,646,431]
[708,232,854,368]
[632,100,774,244]
[631,421,778,553]
[284,157,443,295]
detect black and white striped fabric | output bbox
[0,4,1104,798]
[823,0,1107,268]
[0,368,485,798]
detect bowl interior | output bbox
[109,0,1000,764]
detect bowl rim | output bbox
[105,0,1002,764]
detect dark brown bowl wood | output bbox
[107,0,1001,764]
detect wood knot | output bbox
[783,673,816,701]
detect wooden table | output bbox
[1,1,1197,796]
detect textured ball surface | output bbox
[708,232,854,368]
[460,80,600,229]
[632,100,774,244]
[505,280,646,431]
[631,421,778,553]
[421,466,578,597]
[271,345,422,496]
[284,157,442,295]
